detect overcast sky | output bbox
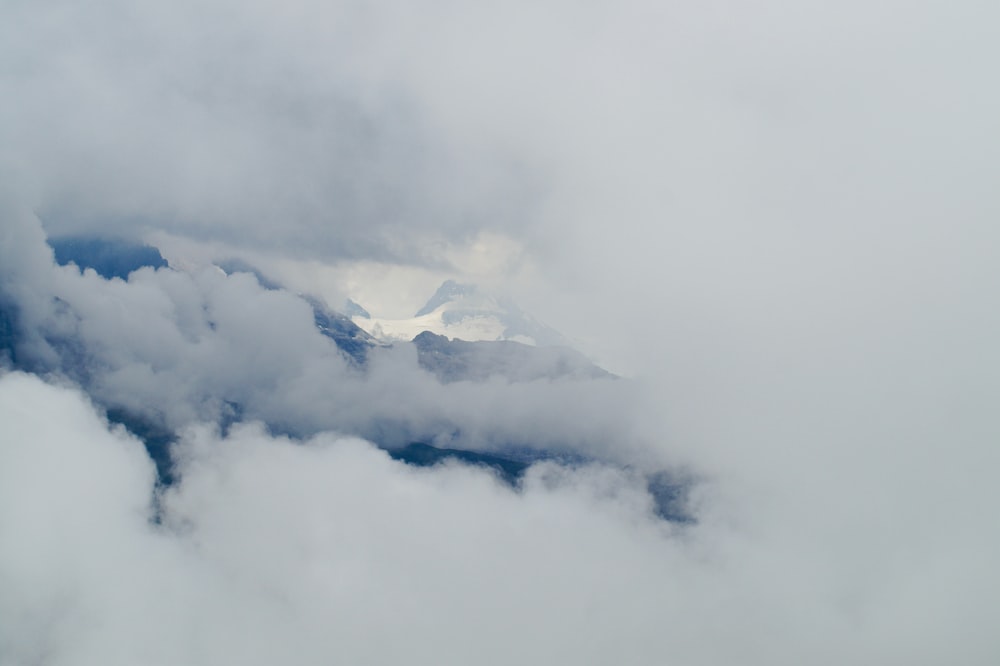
[2,1,999,664]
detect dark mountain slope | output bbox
[412,331,612,383]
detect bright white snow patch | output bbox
[352,280,566,346]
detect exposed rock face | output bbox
[412,330,612,384]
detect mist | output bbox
[2,0,999,664]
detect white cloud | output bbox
[0,372,674,665]
[3,369,998,665]
[2,0,1000,663]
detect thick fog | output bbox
[2,0,999,664]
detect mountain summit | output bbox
[414,279,475,317]
[353,280,567,347]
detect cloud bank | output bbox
[3,371,996,666]
[1,210,644,465]
[0,372,673,666]
[2,0,1000,664]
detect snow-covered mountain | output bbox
[411,331,611,384]
[352,279,568,347]
[1,234,681,523]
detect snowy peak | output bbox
[353,280,567,347]
[414,280,477,317]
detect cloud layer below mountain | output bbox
[3,370,997,666]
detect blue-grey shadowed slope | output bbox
[389,442,530,484]
[215,259,284,291]
[0,298,19,367]
[412,330,612,383]
[214,260,379,366]
[49,236,168,279]
[104,400,242,489]
[308,298,380,365]
[390,442,694,523]
[105,407,178,487]
[646,470,696,524]
[2,279,104,381]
